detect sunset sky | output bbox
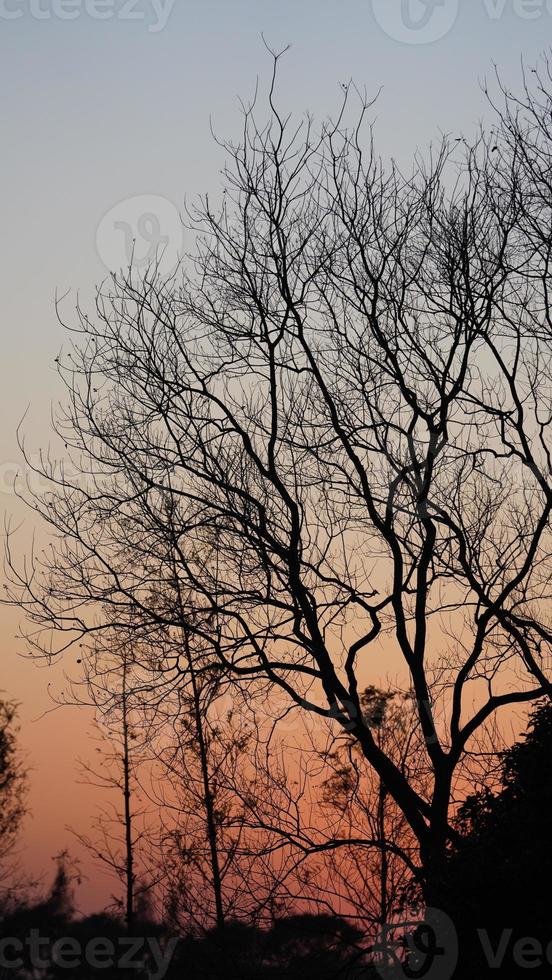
[1,0,549,913]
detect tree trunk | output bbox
[121,656,134,932]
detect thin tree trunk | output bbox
[169,529,226,945]
[183,630,226,941]
[121,655,134,931]
[377,777,389,927]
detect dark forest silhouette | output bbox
[3,699,552,976]
[441,700,552,977]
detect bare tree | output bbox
[7,52,552,913]
[217,686,423,946]
[71,642,150,929]
[317,688,421,932]
[149,681,260,934]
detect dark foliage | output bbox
[0,699,27,911]
[0,869,373,980]
[441,701,552,977]
[167,914,372,980]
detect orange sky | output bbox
[3,606,114,913]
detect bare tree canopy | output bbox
[7,54,552,901]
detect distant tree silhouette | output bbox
[151,671,257,943]
[0,857,76,978]
[260,913,367,978]
[233,687,423,941]
[167,913,371,980]
[0,856,162,980]
[8,50,552,918]
[0,698,27,910]
[0,868,372,980]
[317,687,420,934]
[67,634,152,930]
[441,700,552,977]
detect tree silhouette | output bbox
[167,913,370,980]
[7,53,552,915]
[0,698,27,911]
[317,687,421,935]
[0,856,162,980]
[443,700,552,977]
[64,630,154,930]
[150,674,257,942]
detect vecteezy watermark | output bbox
[373,907,458,980]
[0,0,174,31]
[0,932,178,979]
[0,453,86,498]
[0,0,174,30]
[96,194,184,275]
[478,929,552,970]
[371,0,459,45]
[0,461,24,499]
[483,0,552,19]
[372,0,552,44]
[373,913,552,975]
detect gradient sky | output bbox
[1,0,550,912]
